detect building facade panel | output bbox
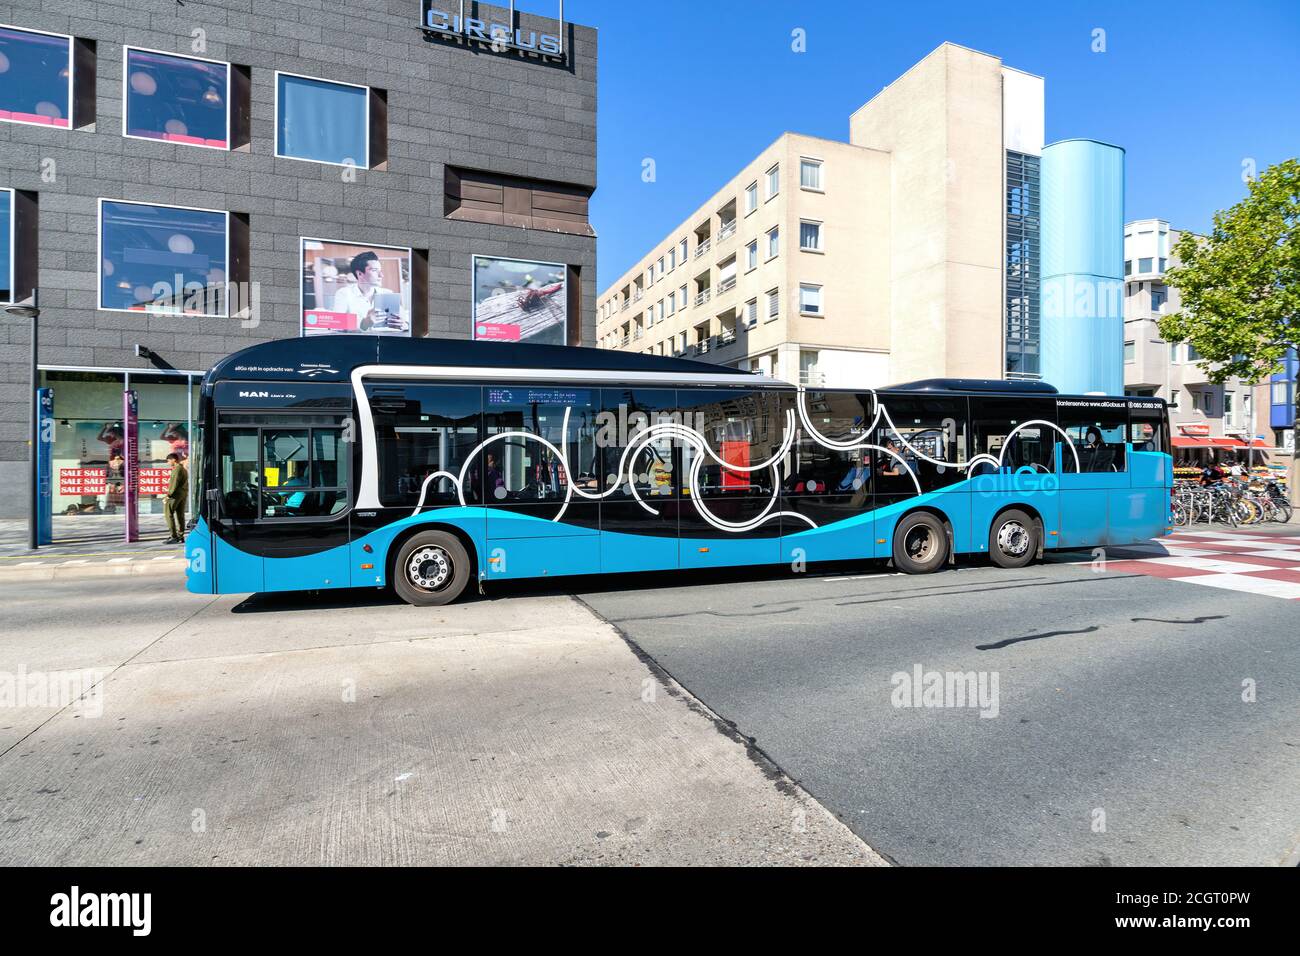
[0,0,597,518]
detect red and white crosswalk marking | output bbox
[1099,528,1300,600]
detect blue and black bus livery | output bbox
[186,335,1173,605]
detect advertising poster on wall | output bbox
[301,238,412,336]
[471,255,567,345]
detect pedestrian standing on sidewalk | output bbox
[165,452,188,543]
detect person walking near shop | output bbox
[164,452,188,543]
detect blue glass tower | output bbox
[1040,139,1125,394]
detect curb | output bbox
[0,557,187,582]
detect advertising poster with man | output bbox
[301,239,413,336]
[471,255,568,345]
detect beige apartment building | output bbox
[1122,219,1265,456]
[597,133,890,385]
[598,42,1073,388]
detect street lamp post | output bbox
[5,289,40,550]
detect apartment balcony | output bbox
[695,288,712,306]
[620,300,629,311]
[716,275,737,295]
[633,329,644,340]
[694,238,711,259]
[695,338,712,355]
[717,220,737,242]
[718,327,737,347]
[632,291,643,303]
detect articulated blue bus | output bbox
[186,335,1173,605]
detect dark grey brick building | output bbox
[0,0,596,519]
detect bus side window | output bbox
[367,384,482,507]
[482,387,599,503]
[599,388,678,501]
[785,390,874,499]
[971,397,1058,474]
[677,388,781,498]
[1058,403,1128,473]
[218,428,259,518]
[875,395,968,493]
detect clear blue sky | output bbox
[558,0,1300,290]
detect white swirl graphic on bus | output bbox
[406,389,1081,532]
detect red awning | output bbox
[1172,436,1254,450]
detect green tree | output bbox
[1160,158,1299,498]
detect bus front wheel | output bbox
[892,512,949,574]
[989,509,1038,569]
[393,531,470,606]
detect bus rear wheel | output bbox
[989,509,1038,569]
[892,512,949,574]
[394,531,470,606]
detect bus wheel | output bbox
[892,512,948,574]
[989,509,1037,569]
[394,531,470,606]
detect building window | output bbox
[276,72,372,167]
[745,298,757,328]
[1004,151,1041,379]
[679,238,688,263]
[799,158,823,191]
[657,300,665,323]
[0,25,73,128]
[647,262,655,284]
[799,350,820,385]
[0,188,11,303]
[799,220,822,252]
[657,255,665,277]
[766,288,779,321]
[667,290,675,316]
[746,239,758,271]
[1169,342,1180,362]
[99,199,230,316]
[1151,286,1167,312]
[679,284,687,310]
[1187,343,1201,361]
[1124,260,1132,277]
[1224,392,1234,418]
[1159,257,1167,272]
[766,226,779,260]
[765,164,779,200]
[1138,257,1153,273]
[1170,389,1180,408]
[1123,340,1135,363]
[124,47,231,149]
[744,182,758,215]
[1272,381,1291,405]
[799,283,823,315]
[668,248,676,270]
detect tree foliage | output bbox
[1159,158,1300,384]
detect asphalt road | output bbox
[576,537,1300,866]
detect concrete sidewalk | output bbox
[0,578,884,866]
[0,516,185,580]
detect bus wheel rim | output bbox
[407,546,452,591]
[998,520,1030,556]
[904,525,935,561]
